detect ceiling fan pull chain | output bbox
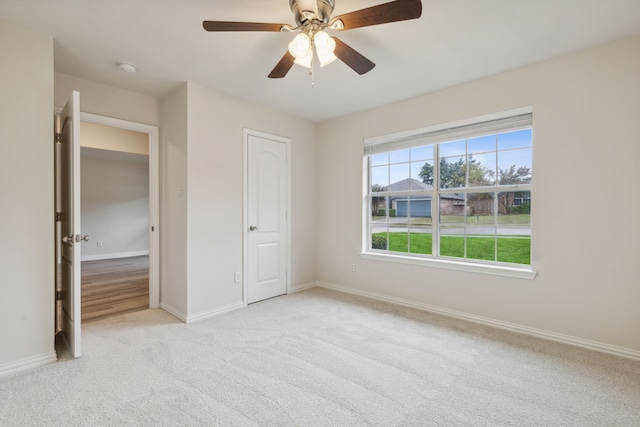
[310,54,315,88]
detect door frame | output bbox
[78,112,160,308]
[242,128,291,306]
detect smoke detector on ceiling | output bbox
[117,62,137,73]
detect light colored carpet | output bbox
[1,287,639,426]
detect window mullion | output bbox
[494,191,499,262]
[463,193,468,260]
[433,144,440,257]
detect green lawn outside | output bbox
[373,232,530,265]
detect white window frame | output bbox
[362,107,536,279]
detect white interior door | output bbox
[246,133,288,304]
[58,91,82,358]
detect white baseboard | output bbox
[290,282,317,293]
[0,351,57,379]
[81,250,149,262]
[314,281,640,362]
[160,301,244,324]
[186,301,244,323]
[160,303,187,323]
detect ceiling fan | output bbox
[203,0,422,79]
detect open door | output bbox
[56,91,82,358]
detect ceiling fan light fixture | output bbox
[317,50,337,67]
[313,30,337,67]
[293,52,313,68]
[288,32,311,59]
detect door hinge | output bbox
[55,290,64,301]
[55,132,61,143]
[55,212,62,222]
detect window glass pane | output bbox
[410,161,433,190]
[468,135,496,154]
[370,195,389,219]
[371,165,389,190]
[390,148,410,164]
[377,197,406,253]
[410,145,432,162]
[439,194,465,257]
[497,190,531,264]
[389,163,410,188]
[468,153,496,187]
[407,196,432,255]
[439,157,466,189]
[439,139,466,157]
[412,160,434,187]
[371,152,389,167]
[498,148,532,184]
[371,228,388,251]
[466,237,496,261]
[370,196,389,251]
[498,129,532,150]
[466,192,496,262]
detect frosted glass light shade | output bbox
[288,33,311,59]
[313,31,337,67]
[294,51,313,68]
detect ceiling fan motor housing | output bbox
[290,0,335,26]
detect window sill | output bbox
[359,252,537,280]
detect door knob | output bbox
[81,235,90,242]
[249,225,258,231]
[62,235,74,243]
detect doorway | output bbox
[79,113,160,313]
[80,134,150,322]
[55,111,159,334]
[54,92,160,358]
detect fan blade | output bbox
[268,52,296,79]
[203,21,287,32]
[331,0,422,30]
[333,37,375,75]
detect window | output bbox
[364,111,533,271]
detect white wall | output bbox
[160,85,189,316]
[161,82,317,321]
[0,21,55,372]
[81,148,149,259]
[316,35,640,354]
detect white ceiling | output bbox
[2,0,640,122]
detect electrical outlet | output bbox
[350,263,356,272]
[97,241,103,247]
[234,272,241,283]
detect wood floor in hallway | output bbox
[81,255,149,323]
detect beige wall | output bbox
[0,21,55,371]
[55,72,160,126]
[316,35,640,354]
[81,122,149,155]
[161,82,318,320]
